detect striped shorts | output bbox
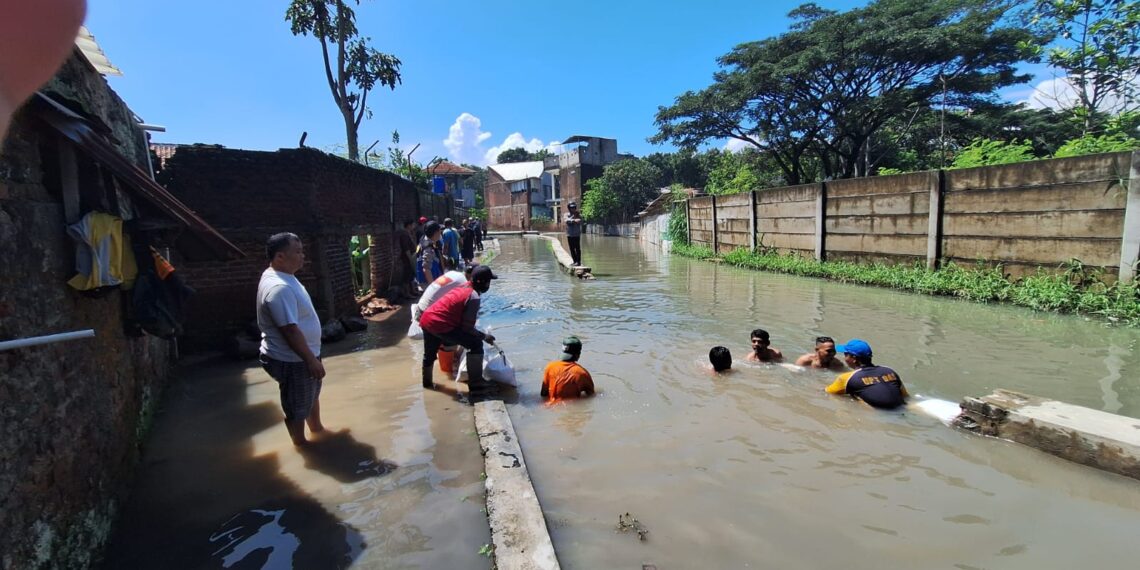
[260,355,323,421]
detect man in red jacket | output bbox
[419,265,499,400]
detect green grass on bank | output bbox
[671,242,1140,325]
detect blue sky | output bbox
[86,0,1053,166]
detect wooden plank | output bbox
[943,182,1126,214]
[758,200,816,218]
[758,217,816,235]
[827,192,930,216]
[827,233,928,257]
[757,184,818,203]
[944,152,1132,191]
[826,214,930,235]
[943,210,1125,239]
[717,193,752,207]
[942,236,1121,267]
[759,232,816,251]
[826,171,934,197]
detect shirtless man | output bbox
[795,336,847,371]
[745,329,783,363]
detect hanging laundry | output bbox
[66,211,138,291]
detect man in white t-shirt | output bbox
[412,261,474,321]
[257,232,326,446]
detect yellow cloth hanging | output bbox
[66,212,138,290]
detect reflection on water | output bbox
[488,235,1140,570]
[102,314,491,569]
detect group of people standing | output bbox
[397,216,485,295]
[709,331,909,409]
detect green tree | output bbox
[949,138,1037,169]
[286,0,402,162]
[580,159,662,223]
[461,163,487,208]
[495,147,549,164]
[704,149,784,195]
[1024,0,1140,134]
[653,0,1037,182]
[1053,132,1140,157]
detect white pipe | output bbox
[0,329,95,351]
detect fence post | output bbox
[926,169,945,270]
[815,182,826,261]
[685,198,691,245]
[1119,151,1140,283]
[711,195,719,253]
[749,190,758,251]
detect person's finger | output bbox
[0,0,87,136]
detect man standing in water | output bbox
[257,233,326,447]
[745,329,783,362]
[795,336,847,371]
[542,336,595,399]
[824,339,908,409]
[565,201,583,266]
[419,266,499,399]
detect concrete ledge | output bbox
[474,400,560,570]
[956,389,1140,480]
[531,235,594,279]
[487,231,539,236]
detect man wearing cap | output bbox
[824,339,908,409]
[415,216,429,242]
[419,265,499,399]
[565,202,583,266]
[417,221,443,286]
[542,336,594,400]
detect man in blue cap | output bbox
[824,339,908,409]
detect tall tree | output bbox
[581,159,662,223]
[286,0,402,162]
[1024,0,1140,134]
[495,147,532,164]
[653,0,1037,181]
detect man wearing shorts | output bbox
[257,232,326,446]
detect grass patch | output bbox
[673,245,1140,325]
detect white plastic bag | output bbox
[484,348,518,387]
[407,319,423,340]
[456,347,518,387]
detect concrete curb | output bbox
[530,235,593,279]
[474,400,560,570]
[956,389,1140,480]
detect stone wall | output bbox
[686,152,1138,280]
[159,146,452,348]
[0,53,174,570]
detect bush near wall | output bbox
[672,243,1140,325]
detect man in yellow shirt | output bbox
[824,339,908,409]
[542,336,594,400]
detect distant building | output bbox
[426,160,476,208]
[543,135,620,222]
[484,161,553,230]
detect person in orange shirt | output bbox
[541,336,594,400]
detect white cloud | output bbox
[442,112,557,166]
[723,138,750,153]
[1019,72,1138,114]
[443,112,493,165]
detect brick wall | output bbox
[485,169,531,230]
[0,53,175,569]
[161,147,451,347]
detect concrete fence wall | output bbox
[687,151,1140,281]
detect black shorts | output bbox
[260,355,323,421]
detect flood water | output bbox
[484,235,1140,570]
[102,318,492,569]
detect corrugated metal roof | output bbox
[33,94,243,261]
[488,161,544,182]
[76,27,122,76]
[562,135,615,144]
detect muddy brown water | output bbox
[483,235,1140,570]
[102,314,492,569]
[106,235,1140,569]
